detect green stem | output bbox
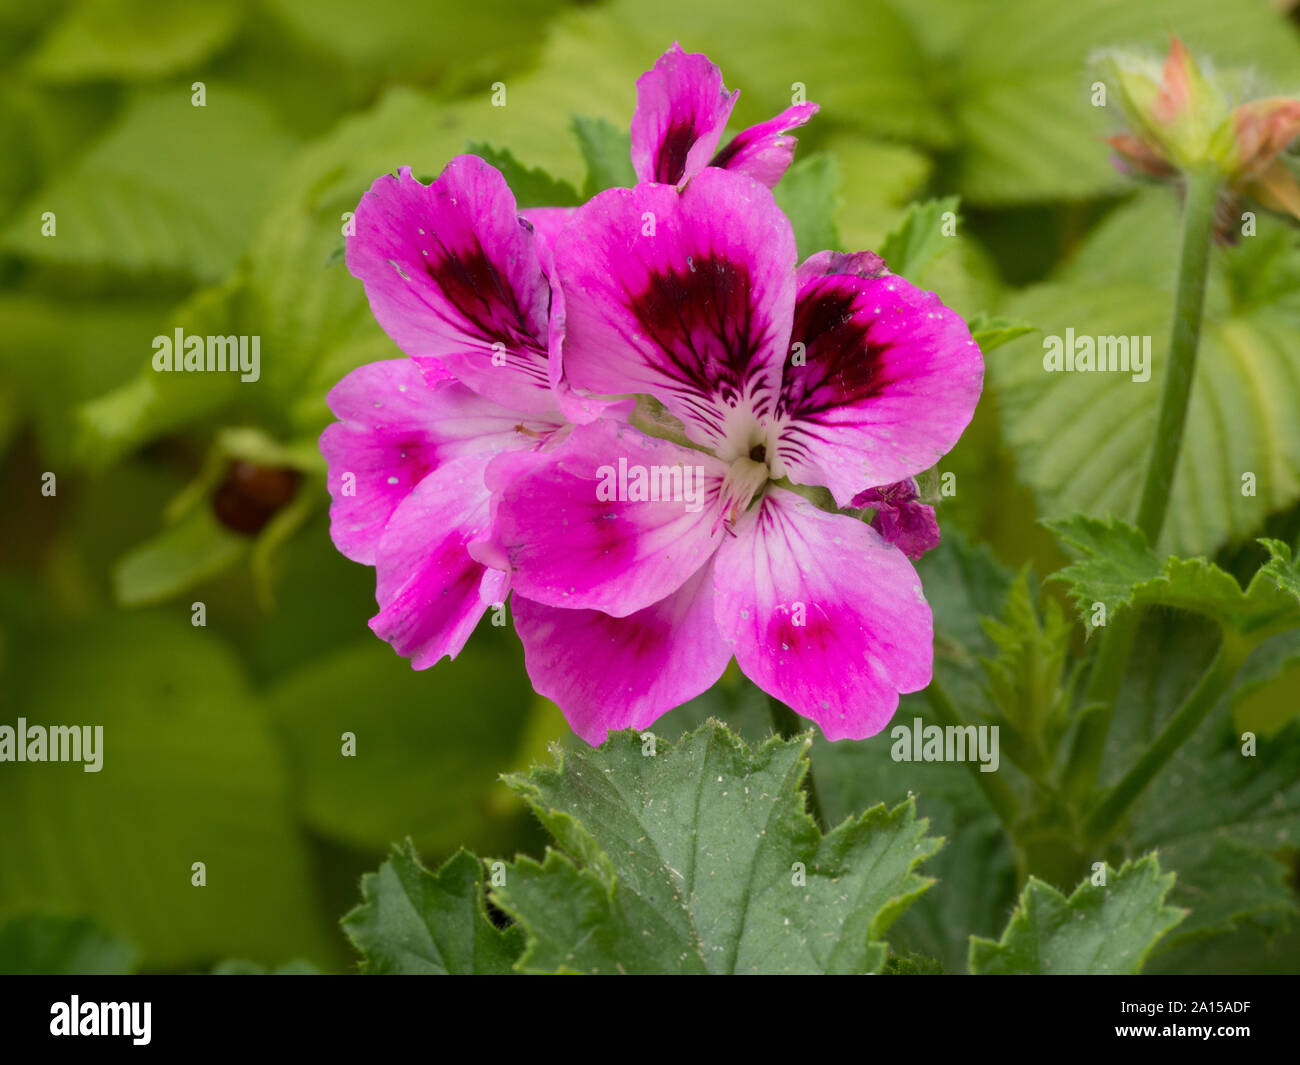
[923,681,1019,830]
[1063,168,1221,798]
[1134,167,1221,543]
[766,696,828,831]
[1084,632,1248,844]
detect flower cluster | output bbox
[320,43,984,744]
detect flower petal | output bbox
[709,102,819,187]
[713,487,932,740]
[554,167,797,458]
[1225,97,1300,179]
[369,452,505,668]
[520,206,575,251]
[770,261,983,506]
[513,561,732,745]
[319,358,559,565]
[491,418,728,617]
[346,157,556,414]
[631,42,738,186]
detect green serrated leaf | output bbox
[969,856,1185,974]
[342,843,522,975]
[979,569,1072,776]
[1048,515,1300,640]
[967,311,1036,353]
[878,196,960,282]
[495,722,942,974]
[0,914,137,975]
[570,114,635,198]
[464,141,581,208]
[772,152,841,260]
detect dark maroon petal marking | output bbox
[654,121,702,185]
[629,254,781,431]
[418,229,550,388]
[777,279,901,420]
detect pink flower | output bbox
[319,44,817,676]
[484,168,983,743]
[319,156,591,668]
[632,41,818,189]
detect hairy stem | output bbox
[1063,168,1221,799]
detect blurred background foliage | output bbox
[1,0,1299,973]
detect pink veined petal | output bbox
[520,206,575,252]
[770,260,983,507]
[713,486,933,740]
[369,451,506,669]
[851,479,941,560]
[491,418,729,617]
[319,358,560,566]
[709,102,820,188]
[513,561,732,746]
[554,167,797,459]
[532,205,637,427]
[346,156,557,415]
[631,42,738,186]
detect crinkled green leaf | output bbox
[969,856,1185,974]
[1048,515,1300,639]
[264,0,556,96]
[25,0,243,82]
[496,722,942,974]
[2,87,296,281]
[342,843,522,975]
[464,142,581,208]
[772,152,840,260]
[979,569,1072,775]
[570,114,635,197]
[0,914,137,975]
[548,0,950,150]
[878,196,960,282]
[967,311,1036,353]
